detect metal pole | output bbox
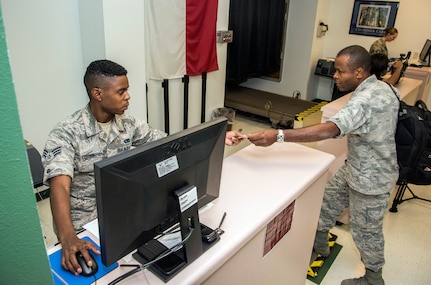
[162,79,170,134]
[182,75,190,129]
[201,72,207,123]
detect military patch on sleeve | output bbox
[43,146,62,161]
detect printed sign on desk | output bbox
[263,201,296,256]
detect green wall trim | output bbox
[0,6,53,285]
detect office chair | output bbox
[25,140,44,188]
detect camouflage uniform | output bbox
[42,104,166,232]
[318,75,399,272]
[369,38,388,56]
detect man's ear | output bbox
[90,87,102,102]
[355,67,364,79]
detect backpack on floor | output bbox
[388,82,431,185]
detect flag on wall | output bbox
[146,0,219,80]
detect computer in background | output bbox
[410,39,431,67]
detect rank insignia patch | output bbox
[43,146,62,161]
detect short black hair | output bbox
[83,59,127,95]
[337,45,371,74]
[370,53,389,80]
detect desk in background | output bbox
[48,143,334,285]
[404,66,431,104]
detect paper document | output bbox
[83,219,99,239]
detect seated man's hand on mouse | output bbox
[60,234,100,276]
[76,251,98,277]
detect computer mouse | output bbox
[75,251,98,277]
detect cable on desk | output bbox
[107,227,194,285]
[108,266,143,285]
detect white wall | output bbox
[243,0,431,102]
[95,0,149,128]
[3,0,430,152]
[1,0,86,152]
[322,0,431,60]
[1,0,229,152]
[316,0,431,101]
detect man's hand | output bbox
[392,60,403,70]
[225,130,247,146]
[247,129,278,147]
[60,234,100,275]
[49,175,100,275]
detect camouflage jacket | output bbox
[42,104,166,231]
[328,75,399,195]
[369,38,388,56]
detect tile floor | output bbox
[37,112,431,285]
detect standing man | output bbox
[42,60,167,275]
[248,45,399,285]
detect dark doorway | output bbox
[226,0,289,85]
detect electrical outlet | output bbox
[293,90,301,99]
[217,31,233,43]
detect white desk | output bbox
[404,66,431,104]
[48,143,334,285]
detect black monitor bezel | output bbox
[94,117,227,267]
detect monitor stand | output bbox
[133,185,220,282]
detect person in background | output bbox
[371,53,404,85]
[369,27,398,56]
[248,45,399,285]
[43,59,245,276]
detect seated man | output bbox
[42,60,167,275]
[43,59,245,276]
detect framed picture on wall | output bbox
[349,1,399,37]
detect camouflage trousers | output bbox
[317,165,391,272]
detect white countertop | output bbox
[49,142,335,285]
[157,142,334,284]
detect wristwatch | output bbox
[277,129,284,143]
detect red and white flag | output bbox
[146,0,219,80]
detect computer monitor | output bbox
[95,117,227,279]
[419,39,431,66]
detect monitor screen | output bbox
[95,117,227,267]
[419,39,431,64]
